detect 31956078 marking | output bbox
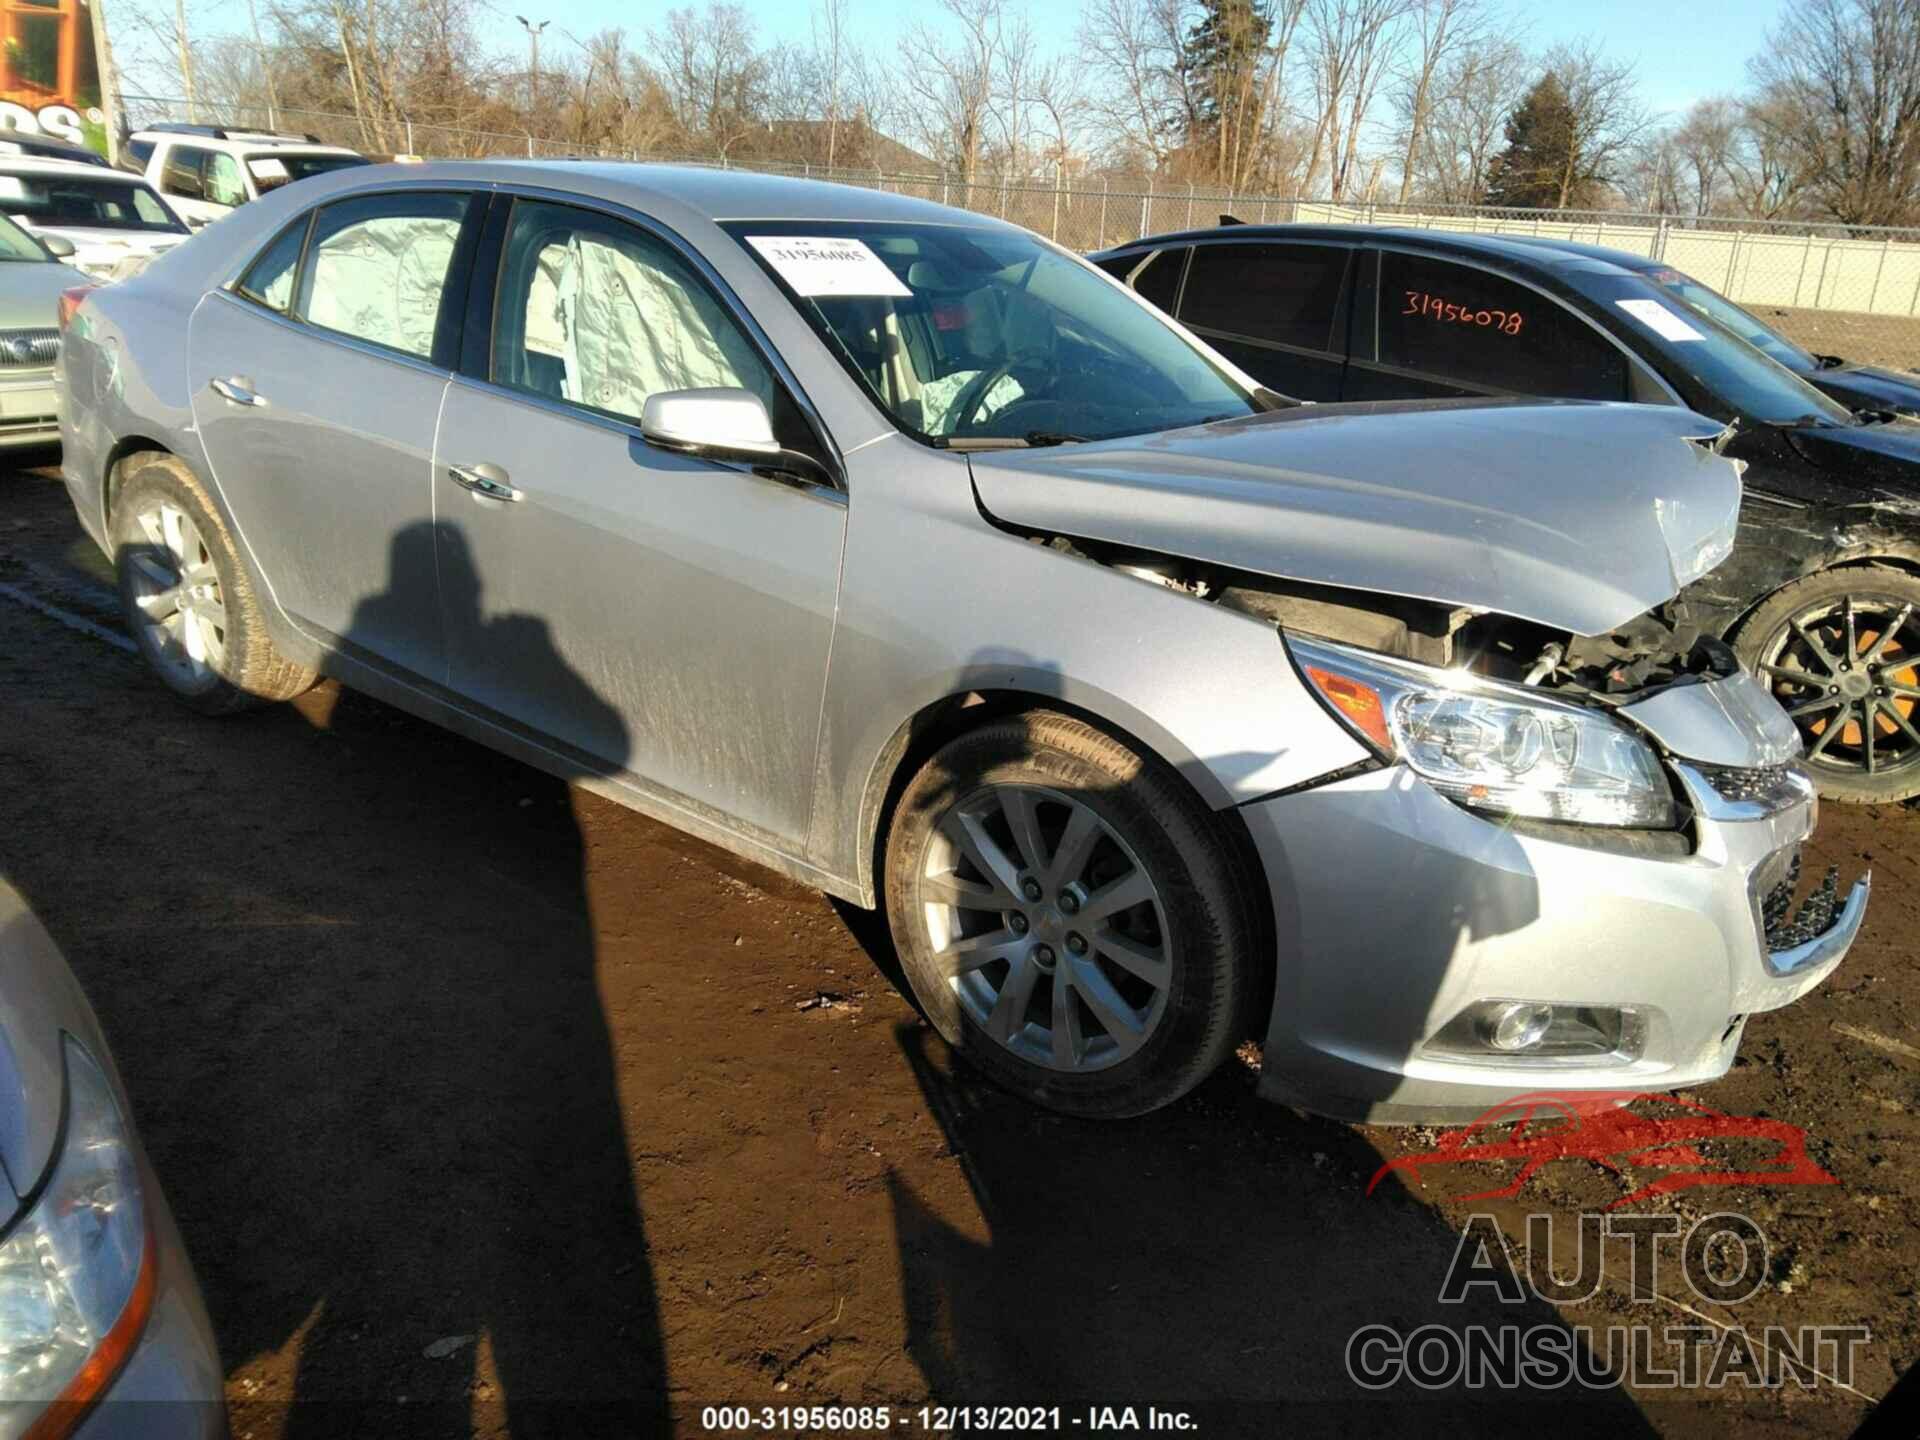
[1403,291,1525,335]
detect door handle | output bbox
[208,376,264,407]
[448,463,522,503]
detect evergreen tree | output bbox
[1485,71,1586,208]
[1179,0,1274,180]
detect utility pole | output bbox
[516,15,549,127]
[89,0,126,164]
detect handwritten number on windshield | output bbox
[1403,291,1524,336]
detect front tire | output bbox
[882,711,1257,1117]
[111,455,316,715]
[1733,564,1920,803]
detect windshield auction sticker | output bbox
[1615,298,1706,342]
[747,236,911,298]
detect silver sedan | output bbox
[1,878,226,1437]
[54,161,1863,1120]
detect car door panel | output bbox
[432,386,844,847]
[434,197,845,848]
[189,295,450,672]
[189,190,478,678]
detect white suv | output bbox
[129,126,370,227]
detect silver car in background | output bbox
[0,214,77,451]
[1,879,226,1438]
[55,162,1864,1120]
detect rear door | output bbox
[190,188,484,679]
[1171,239,1354,401]
[1345,247,1632,403]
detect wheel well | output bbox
[859,690,1277,1038]
[1720,553,1920,644]
[101,437,172,523]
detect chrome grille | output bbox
[0,327,58,369]
[1691,760,1814,811]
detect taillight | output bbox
[56,285,98,333]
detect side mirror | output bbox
[640,387,780,461]
[187,214,211,230]
[40,234,75,259]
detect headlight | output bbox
[0,1038,153,1439]
[1288,633,1678,829]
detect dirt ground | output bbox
[1762,305,1920,372]
[2,460,1917,1439]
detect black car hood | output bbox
[1782,416,1920,491]
[1814,363,1920,417]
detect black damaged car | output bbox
[1505,235,1920,420]
[1091,223,1920,802]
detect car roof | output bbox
[1096,221,1651,282]
[0,156,148,181]
[298,159,1021,230]
[131,131,362,158]
[1495,234,1666,272]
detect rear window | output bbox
[1179,242,1348,352]
[1130,248,1186,314]
[1377,250,1626,400]
[0,171,184,232]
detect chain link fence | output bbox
[117,95,1920,369]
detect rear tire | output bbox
[882,710,1256,1117]
[110,454,316,715]
[1732,564,1920,803]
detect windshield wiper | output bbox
[931,435,1032,451]
[1022,430,1088,446]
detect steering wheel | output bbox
[948,358,1050,436]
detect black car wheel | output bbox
[1734,565,1920,803]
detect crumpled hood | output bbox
[969,399,1742,637]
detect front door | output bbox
[190,189,479,677]
[1171,240,1353,401]
[433,197,846,849]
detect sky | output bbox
[127,0,1796,127]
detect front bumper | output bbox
[0,371,58,448]
[1242,756,1862,1124]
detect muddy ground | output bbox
[2,460,1916,1439]
[1765,306,1920,372]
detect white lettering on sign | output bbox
[1616,297,1705,343]
[746,236,911,298]
[0,103,86,145]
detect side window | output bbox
[1131,247,1187,315]
[1180,243,1348,352]
[204,152,247,208]
[237,216,310,313]
[295,192,468,361]
[491,198,781,429]
[1377,251,1627,400]
[127,139,155,168]
[160,146,204,200]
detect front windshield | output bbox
[0,173,185,233]
[1645,266,1817,372]
[0,211,50,262]
[721,221,1259,444]
[1572,271,1852,427]
[246,152,371,194]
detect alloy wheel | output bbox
[1758,590,1920,779]
[914,783,1172,1072]
[125,501,228,687]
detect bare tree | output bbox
[1544,39,1647,207]
[1392,0,1484,202]
[652,3,765,159]
[1751,0,1920,225]
[1727,88,1815,218]
[811,0,851,167]
[1303,0,1408,201]
[896,0,1004,183]
[1077,0,1188,172]
[1668,97,1739,214]
[1406,37,1529,201]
